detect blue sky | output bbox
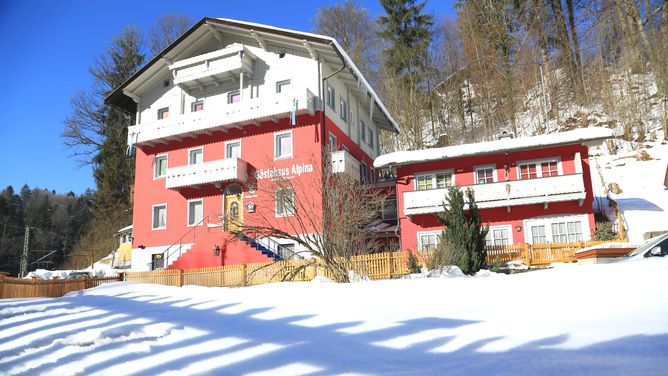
[0,0,456,194]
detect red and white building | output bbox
[106,18,399,271]
[373,128,613,251]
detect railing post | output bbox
[177,269,184,287]
[31,277,38,298]
[0,272,5,298]
[241,264,247,287]
[386,252,393,279]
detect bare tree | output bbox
[149,14,191,56]
[233,153,389,282]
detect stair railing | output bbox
[155,215,211,269]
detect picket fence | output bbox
[124,240,614,288]
[1,240,619,298]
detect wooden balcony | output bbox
[331,150,361,181]
[169,44,256,89]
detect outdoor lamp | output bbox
[213,245,220,256]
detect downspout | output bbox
[320,57,347,150]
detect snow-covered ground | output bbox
[593,137,668,243]
[2,257,667,375]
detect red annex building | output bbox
[373,128,613,251]
[106,18,400,271]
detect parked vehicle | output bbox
[625,233,668,259]
[68,271,91,279]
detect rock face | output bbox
[609,183,623,194]
[635,149,652,161]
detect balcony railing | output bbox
[403,173,586,216]
[331,150,361,180]
[127,89,318,146]
[165,158,249,190]
[169,44,256,89]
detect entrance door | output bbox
[224,184,243,233]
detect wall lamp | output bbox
[213,245,220,256]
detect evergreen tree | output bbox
[378,0,434,87]
[437,186,488,275]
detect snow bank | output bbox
[3,258,668,375]
[374,127,614,168]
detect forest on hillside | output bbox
[6,1,664,275]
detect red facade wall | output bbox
[396,143,596,250]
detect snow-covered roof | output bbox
[374,127,615,168]
[116,225,133,234]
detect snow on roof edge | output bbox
[374,127,615,168]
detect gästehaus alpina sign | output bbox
[254,163,315,180]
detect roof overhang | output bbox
[105,17,399,134]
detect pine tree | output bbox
[437,186,488,275]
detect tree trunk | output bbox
[549,0,582,100]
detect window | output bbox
[191,100,204,112]
[154,155,168,178]
[329,132,337,153]
[541,161,559,177]
[418,232,441,251]
[551,221,583,243]
[187,200,203,226]
[226,141,241,159]
[152,204,167,230]
[416,171,453,191]
[360,120,366,142]
[382,198,398,221]
[326,85,336,109]
[531,225,546,244]
[360,162,368,183]
[526,215,588,244]
[276,79,291,93]
[157,107,169,120]
[475,166,495,184]
[228,90,240,104]
[275,131,293,159]
[340,97,348,122]
[276,188,295,217]
[518,158,560,179]
[486,226,511,246]
[189,148,203,165]
[368,129,374,148]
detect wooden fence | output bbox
[2,240,622,298]
[124,240,616,288]
[0,274,122,299]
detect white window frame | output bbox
[188,147,203,165]
[368,128,374,148]
[360,162,368,183]
[516,157,563,180]
[276,79,291,94]
[523,214,590,244]
[275,187,295,217]
[152,203,167,230]
[326,84,336,110]
[187,199,204,227]
[328,132,337,153]
[474,164,497,184]
[417,230,441,251]
[485,225,513,246]
[274,130,293,160]
[414,169,455,191]
[340,96,348,122]
[225,140,242,159]
[360,120,366,142]
[153,154,168,179]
